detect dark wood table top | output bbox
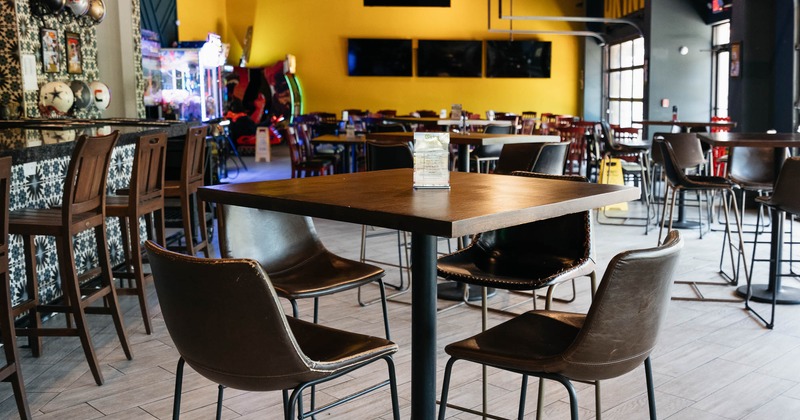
[311,134,366,144]
[366,131,560,146]
[199,169,639,238]
[635,120,737,128]
[697,132,800,147]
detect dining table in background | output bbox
[698,132,800,328]
[366,131,560,172]
[310,133,365,173]
[635,119,737,133]
[199,169,639,419]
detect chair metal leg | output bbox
[386,356,401,420]
[437,357,457,420]
[595,380,602,420]
[216,385,224,420]
[378,279,391,340]
[518,375,529,420]
[173,358,185,420]
[644,357,657,420]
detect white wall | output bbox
[95,0,139,117]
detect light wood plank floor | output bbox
[2,148,799,419]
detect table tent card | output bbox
[413,132,450,189]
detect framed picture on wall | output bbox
[730,42,741,78]
[40,28,60,73]
[65,32,82,74]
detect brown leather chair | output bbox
[164,125,210,257]
[438,172,596,306]
[472,124,512,173]
[286,126,334,178]
[9,132,133,386]
[655,136,749,300]
[721,146,788,282]
[217,205,391,340]
[438,230,684,420]
[494,142,568,176]
[106,132,168,334]
[144,241,400,420]
[0,157,32,419]
[746,156,800,328]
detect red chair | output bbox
[558,126,589,175]
[710,116,732,176]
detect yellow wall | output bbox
[177,0,226,42]
[178,0,584,117]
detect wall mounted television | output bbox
[417,40,482,78]
[347,38,412,76]
[364,0,450,6]
[486,40,551,78]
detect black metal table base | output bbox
[437,282,497,302]
[736,285,800,305]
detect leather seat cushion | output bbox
[446,310,584,373]
[271,251,385,298]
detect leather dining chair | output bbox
[0,156,32,419]
[472,123,513,173]
[720,146,788,282]
[216,204,392,340]
[106,132,168,335]
[655,135,749,300]
[438,230,683,420]
[144,241,400,420]
[494,142,569,175]
[164,125,210,257]
[9,132,133,386]
[745,156,800,328]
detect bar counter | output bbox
[1,119,192,308]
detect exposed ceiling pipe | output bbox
[499,15,643,37]
[488,28,607,45]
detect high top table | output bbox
[635,120,737,133]
[698,132,800,328]
[199,169,638,418]
[366,131,560,172]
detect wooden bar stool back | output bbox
[106,132,168,334]
[0,157,32,419]
[164,125,210,257]
[9,132,133,386]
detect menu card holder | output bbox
[413,132,450,189]
[450,104,462,120]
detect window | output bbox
[605,37,645,128]
[712,22,731,118]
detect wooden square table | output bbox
[698,132,800,328]
[199,169,639,418]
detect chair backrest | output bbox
[653,133,705,169]
[471,172,592,286]
[377,109,397,117]
[768,156,800,215]
[561,230,683,381]
[144,241,314,391]
[365,139,413,171]
[531,142,569,175]
[484,124,513,134]
[180,125,208,187]
[727,146,787,187]
[217,204,327,275]
[285,126,307,169]
[416,110,438,118]
[494,143,544,175]
[62,131,119,219]
[368,123,406,133]
[129,133,168,207]
[654,138,699,188]
[0,157,9,257]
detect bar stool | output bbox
[9,132,133,386]
[164,125,210,257]
[0,156,32,419]
[106,132,168,334]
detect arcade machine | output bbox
[226,54,303,152]
[160,34,226,122]
[141,29,162,119]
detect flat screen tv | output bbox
[417,40,482,78]
[364,0,450,6]
[347,38,412,76]
[486,40,551,78]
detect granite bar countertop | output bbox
[0,119,192,164]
